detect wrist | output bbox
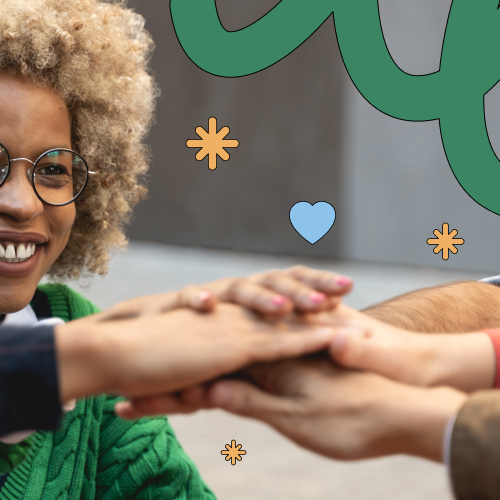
[386,385,467,462]
[423,333,495,392]
[54,321,111,404]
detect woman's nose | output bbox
[0,164,44,222]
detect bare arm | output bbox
[362,281,500,333]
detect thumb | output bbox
[178,285,218,311]
[328,325,371,369]
[208,380,293,426]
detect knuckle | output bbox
[220,276,241,288]
[260,270,284,286]
[334,339,359,367]
[270,404,297,427]
[286,265,308,275]
[229,277,246,289]
[179,284,201,302]
[238,387,255,414]
[181,284,198,294]
[227,277,246,296]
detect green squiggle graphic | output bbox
[171,0,500,215]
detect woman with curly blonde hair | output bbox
[0,0,356,497]
[0,0,157,281]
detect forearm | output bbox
[55,321,111,404]
[55,304,340,405]
[362,281,500,333]
[392,385,467,462]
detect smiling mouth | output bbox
[0,242,38,263]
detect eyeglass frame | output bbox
[0,143,96,207]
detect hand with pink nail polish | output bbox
[98,266,353,325]
[196,265,354,317]
[310,292,327,304]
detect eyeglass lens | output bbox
[0,147,88,205]
[0,146,8,184]
[34,150,87,205]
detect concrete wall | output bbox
[126,0,348,259]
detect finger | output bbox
[115,396,186,418]
[181,384,213,406]
[228,280,294,317]
[328,325,373,369]
[249,327,336,364]
[97,302,145,321]
[115,384,216,419]
[115,393,202,419]
[243,360,301,393]
[285,265,353,296]
[252,271,334,312]
[207,379,293,426]
[176,285,217,312]
[105,287,218,320]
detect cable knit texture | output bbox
[0,284,216,500]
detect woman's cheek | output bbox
[48,204,76,255]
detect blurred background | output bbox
[125,0,500,273]
[74,0,500,498]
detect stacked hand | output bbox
[96,265,353,319]
[57,266,491,465]
[113,302,490,464]
[55,266,353,407]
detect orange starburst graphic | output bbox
[221,440,246,466]
[186,117,239,170]
[427,223,464,260]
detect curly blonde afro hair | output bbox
[0,0,159,280]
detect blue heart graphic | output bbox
[289,202,336,244]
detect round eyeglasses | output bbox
[0,143,95,206]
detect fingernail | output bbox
[335,276,352,286]
[114,402,129,416]
[198,291,212,303]
[310,292,326,303]
[272,295,287,306]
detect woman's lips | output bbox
[0,231,47,245]
[0,245,42,278]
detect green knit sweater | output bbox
[0,283,216,500]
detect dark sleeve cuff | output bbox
[479,276,500,287]
[450,391,500,500]
[0,325,63,435]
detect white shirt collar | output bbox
[2,304,38,327]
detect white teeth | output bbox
[17,244,26,259]
[5,244,15,259]
[0,242,38,262]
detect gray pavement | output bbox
[67,241,485,500]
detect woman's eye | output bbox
[37,164,68,176]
